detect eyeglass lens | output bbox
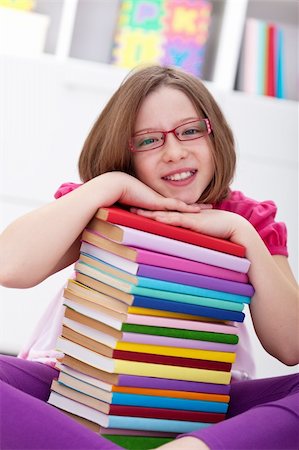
[131,119,210,152]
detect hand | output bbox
[99,172,205,214]
[130,208,250,243]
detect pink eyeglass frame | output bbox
[129,118,212,152]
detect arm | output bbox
[131,208,299,366]
[0,172,202,289]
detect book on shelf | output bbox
[64,285,246,323]
[84,223,250,273]
[93,206,246,257]
[48,392,213,433]
[79,251,254,297]
[236,17,297,100]
[57,354,232,395]
[80,241,249,284]
[51,377,228,415]
[56,336,233,384]
[111,0,213,78]
[75,258,252,303]
[61,323,234,371]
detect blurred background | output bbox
[0,0,298,379]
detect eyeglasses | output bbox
[129,118,212,152]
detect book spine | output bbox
[138,265,254,296]
[115,342,235,363]
[113,349,232,371]
[109,405,225,422]
[114,226,251,273]
[133,279,250,305]
[116,375,231,394]
[122,322,239,343]
[121,332,237,352]
[132,296,245,322]
[98,207,245,257]
[114,360,231,384]
[110,392,228,413]
[108,416,211,433]
[126,313,238,336]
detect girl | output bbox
[1,65,298,450]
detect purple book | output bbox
[117,375,231,395]
[138,264,254,297]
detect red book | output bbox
[94,206,246,257]
[109,405,225,423]
[113,350,232,372]
[266,23,276,97]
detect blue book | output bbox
[76,260,251,304]
[110,393,228,413]
[49,391,212,432]
[132,296,245,323]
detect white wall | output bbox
[0,54,298,379]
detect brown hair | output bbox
[78,65,236,203]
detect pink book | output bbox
[84,228,251,273]
[122,333,237,352]
[80,242,249,283]
[125,314,238,336]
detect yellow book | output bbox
[56,337,231,385]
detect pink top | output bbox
[18,183,288,381]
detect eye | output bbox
[183,127,201,135]
[138,137,157,147]
[134,133,162,150]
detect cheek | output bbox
[133,155,155,183]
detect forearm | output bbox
[1,173,202,289]
[132,208,299,365]
[0,174,122,288]
[232,219,299,365]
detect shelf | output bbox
[6,0,299,100]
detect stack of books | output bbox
[48,207,254,447]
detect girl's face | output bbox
[132,86,214,204]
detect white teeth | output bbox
[165,171,195,181]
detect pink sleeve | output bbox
[217,191,288,257]
[54,182,82,199]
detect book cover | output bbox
[61,324,236,363]
[83,228,250,273]
[56,337,232,383]
[63,312,237,353]
[111,0,212,78]
[58,354,231,394]
[66,282,239,336]
[94,206,245,257]
[76,259,252,303]
[48,392,212,432]
[75,262,247,310]
[64,306,238,345]
[65,287,246,323]
[79,252,254,297]
[62,325,234,370]
[52,379,228,413]
[56,366,230,402]
[80,241,249,283]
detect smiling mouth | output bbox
[162,170,197,181]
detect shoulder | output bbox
[216,190,278,219]
[54,182,83,199]
[216,190,288,256]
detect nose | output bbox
[162,132,188,162]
